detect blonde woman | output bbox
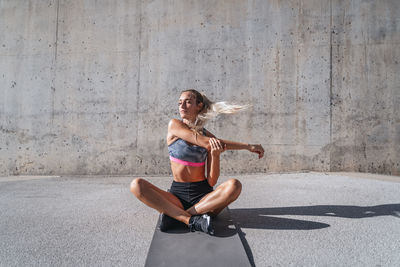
[130,89,264,235]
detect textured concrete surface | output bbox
[1,0,399,176]
[1,172,399,266]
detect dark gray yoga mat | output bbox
[144,207,251,267]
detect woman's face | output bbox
[178,92,203,121]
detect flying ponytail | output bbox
[181,89,251,132]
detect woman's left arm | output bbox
[203,129,265,159]
[220,139,265,159]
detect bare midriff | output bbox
[170,160,207,183]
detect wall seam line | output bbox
[135,0,143,155]
[54,0,60,62]
[329,0,333,172]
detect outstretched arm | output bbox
[203,128,264,157]
[219,139,265,159]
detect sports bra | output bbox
[168,128,208,167]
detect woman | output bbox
[130,89,264,235]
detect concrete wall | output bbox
[1,0,399,176]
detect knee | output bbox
[130,178,145,198]
[225,178,242,198]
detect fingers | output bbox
[215,139,223,150]
[209,138,216,151]
[210,138,216,150]
[251,144,264,159]
[209,138,224,151]
[258,144,264,158]
[258,149,264,159]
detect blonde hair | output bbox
[181,89,251,131]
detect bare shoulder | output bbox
[168,118,186,130]
[167,119,185,144]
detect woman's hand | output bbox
[209,138,226,157]
[248,144,264,159]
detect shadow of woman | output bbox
[230,203,400,230]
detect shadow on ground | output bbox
[230,203,400,266]
[149,204,400,267]
[230,203,400,230]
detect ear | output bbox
[197,102,204,111]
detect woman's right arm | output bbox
[206,138,224,186]
[168,119,211,150]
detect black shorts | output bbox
[169,179,213,210]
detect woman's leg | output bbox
[186,178,242,216]
[130,178,191,225]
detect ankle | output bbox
[186,206,198,216]
[184,216,191,225]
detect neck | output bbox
[182,118,195,126]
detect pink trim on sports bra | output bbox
[169,156,205,167]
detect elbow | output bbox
[207,177,218,187]
[208,181,217,187]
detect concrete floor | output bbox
[1,172,399,266]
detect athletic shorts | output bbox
[169,179,213,210]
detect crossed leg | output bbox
[187,178,242,217]
[130,178,242,225]
[130,178,192,225]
